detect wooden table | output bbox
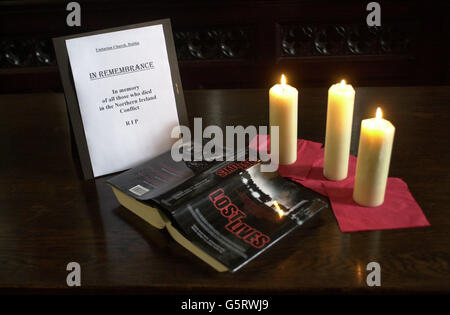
[0,87,449,294]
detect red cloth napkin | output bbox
[324,177,430,232]
[249,134,323,180]
[299,149,357,196]
[249,135,430,232]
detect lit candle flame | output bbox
[376,107,382,120]
[273,200,284,218]
[281,74,287,86]
[340,79,346,86]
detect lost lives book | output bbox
[107,147,328,272]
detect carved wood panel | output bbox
[279,23,414,58]
[0,0,448,92]
[0,26,255,69]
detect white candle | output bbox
[269,74,298,165]
[323,80,355,181]
[353,107,395,207]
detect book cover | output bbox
[107,148,327,271]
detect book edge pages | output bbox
[165,222,228,272]
[110,186,228,272]
[111,187,166,229]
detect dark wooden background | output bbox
[0,0,449,93]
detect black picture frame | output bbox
[53,18,189,179]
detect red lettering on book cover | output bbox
[215,160,258,178]
[208,188,271,249]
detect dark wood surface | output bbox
[0,87,449,294]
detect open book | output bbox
[107,147,327,272]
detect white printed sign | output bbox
[65,24,180,177]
